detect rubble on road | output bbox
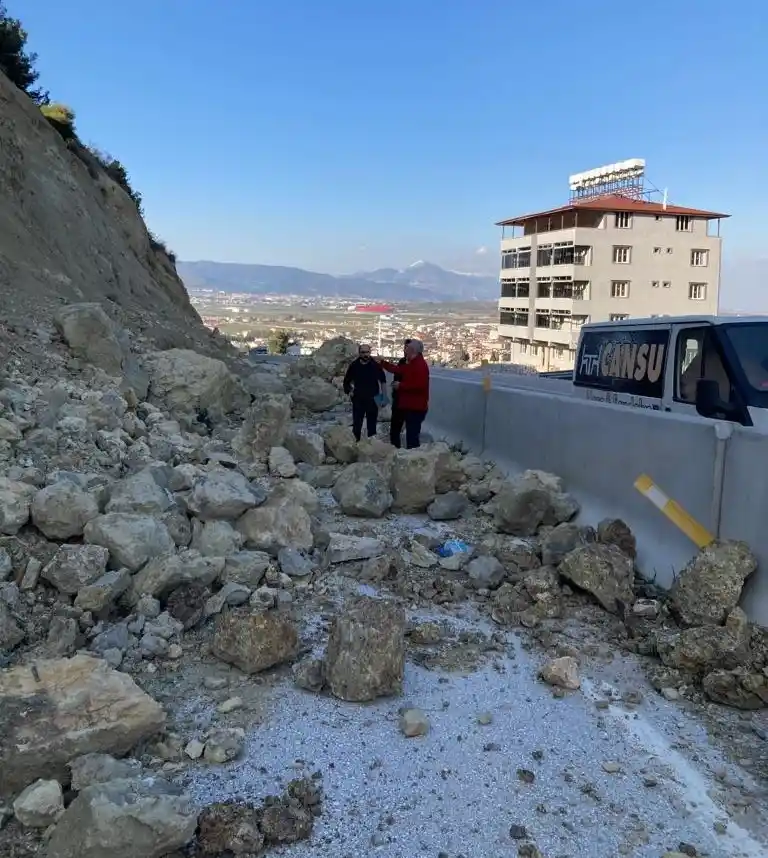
[1,330,767,857]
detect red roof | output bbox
[496,194,729,227]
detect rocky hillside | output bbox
[1,324,767,855]
[0,70,233,380]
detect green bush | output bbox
[0,2,48,102]
[149,231,177,263]
[267,330,293,355]
[40,102,76,140]
[86,146,144,214]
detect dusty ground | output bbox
[121,496,768,858]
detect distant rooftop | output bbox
[496,193,730,227]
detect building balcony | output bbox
[497,324,531,340]
[534,297,576,312]
[501,227,578,249]
[532,326,580,347]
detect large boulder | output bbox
[0,477,37,534]
[701,668,768,710]
[0,655,165,796]
[324,597,406,702]
[268,446,297,478]
[558,543,635,613]
[326,533,384,564]
[493,470,579,536]
[236,503,313,555]
[0,601,24,650]
[31,482,100,539]
[212,610,298,674]
[390,448,438,513]
[289,337,358,381]
[54,303,127,376]
[128,549,223,603]
[46,777,197,858]
[433,443,466,493]
[191,519,244,557]
[291,377,339,412]
[220,550,272,588]
[283,428,326,466]
[268,480,320,514]
[427,491,468,521]
[42,544,110,595]
[332,463,392,518]
[541,523,595,566]
[656,608,751,674]
[323,425,358,464]
[669,540,757,627]
[144,348,249,421]
[357,437,395,479]
[187,469,261,521]
[232,393,292,460]
[104,471,173,517]
[84,513,175,572]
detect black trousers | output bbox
[352,397,378,441]
[390,405,405,448]
[404,409,427,449]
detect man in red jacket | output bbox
[377,339,430,449]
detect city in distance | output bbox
[177,259,499,303]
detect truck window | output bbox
[722,324,768,393]
[675,326,733,404]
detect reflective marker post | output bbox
[634,474,714,549]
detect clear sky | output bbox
[15,0,768,282]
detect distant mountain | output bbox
[176,260,499,302]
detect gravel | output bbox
[183,604,768,858]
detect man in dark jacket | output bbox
[389,338,411,448]
[343,343,386,441]
[378,339,430,449]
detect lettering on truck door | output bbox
[573,327,669,410]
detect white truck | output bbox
[545,315,768,430]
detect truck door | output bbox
[668,324,745,423]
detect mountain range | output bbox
[176,260,499,302]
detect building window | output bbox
[614,212,632,229]
[501,247,531,269]
[666,247,673,254]
[537,245,553,267]
[691,249,709,267]
[651,280,660,288]
[655,215,663,221]
[613,246,631,264]
[653,247,662,255]
[676,215,692,231]
[609,314,630,321]
[500,309,529,326]
[663,281,671,288]
[611,280,630,298]
[572,281,589,300]
[689,282,707,301]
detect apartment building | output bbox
[496,192,729,370]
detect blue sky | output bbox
[16,0,768,282]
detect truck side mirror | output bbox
[695,378,737,420]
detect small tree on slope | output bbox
[0,2,48,103]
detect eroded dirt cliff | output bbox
[0,71,231,376]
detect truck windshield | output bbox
[721,323,768,406]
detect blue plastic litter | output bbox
[437,539,471,558]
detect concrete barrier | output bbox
[720,430,768,620]
[425,376,768,626]
[427,374,488,451]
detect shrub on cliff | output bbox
[87,147,144,215]
[41,102,77,140]
[0,2,48,102]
